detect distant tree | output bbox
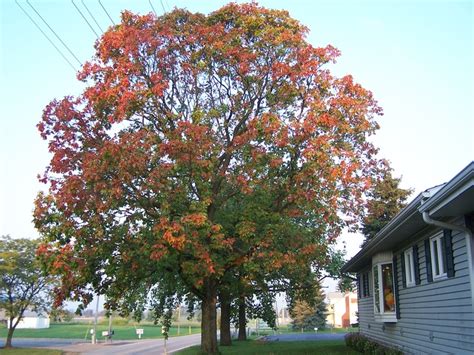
[337,276,356,293]
[362,168,412,245]
[289,285,326,331]
[49,307,74,322]
[82,309,94,317]
[0,236,55,348]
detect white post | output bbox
[177,305,181,335]
[108,312,112,343]
[92,295,99,344]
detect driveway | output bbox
[1,334,201,354]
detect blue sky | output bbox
[1,0,473,259]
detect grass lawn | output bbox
[176,339,358,355]
[0,349,62,355]
[0,323,200,341]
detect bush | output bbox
[344,333,402,354]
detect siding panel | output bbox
[358,224,474,354]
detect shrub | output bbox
[344,333,402,354]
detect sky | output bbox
[0,0,473,285]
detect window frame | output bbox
[404,248,416,287]
[430,234,447,280]
[372,262,397,322]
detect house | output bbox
[326,292,358,328]
[342,162,474,354]
[7,310,50,329]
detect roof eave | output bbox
[419,161,474,216]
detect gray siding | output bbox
[358,225,474,354]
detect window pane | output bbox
[409,257,412,283]
[405,253,412,284]
[409,252,414,284]
[382,263,395,312]
[433,239,440,276]
[373,265,380,313]
[438,236,446,275]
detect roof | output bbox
[22,310,48,318]
[342,161,474,273]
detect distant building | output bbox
[0,310,6,325]
[326,292,358,328]
[276,307,291,326]
[7,310,50,329]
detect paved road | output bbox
[0,338,87,348]
[1,334,201,354]
[263,333,346,342]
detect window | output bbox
[381,263,396,313]
[372,252,397,322]
[404,248,415,287]
[373,263,396,313]
[425,230,455,282]
[430,234,447,280]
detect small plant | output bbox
[344,333,402,354]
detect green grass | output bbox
[0,349,62,355]
[0,323,200,341]
[176,339,358,355]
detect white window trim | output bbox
[404,248,416,287]
[430,234,447,280]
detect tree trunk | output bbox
[201,278,219,354]
[219,291,232,346]
[237,295,247,341]
[5,321,15,348]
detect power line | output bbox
[159,0,166,13]
[26,0,82,67]
[15,0,78,72]
[71,0,99,39]
[148,0,157,16]
[81,0,103,34]
[98,0,115,26]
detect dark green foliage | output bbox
[344,333,403,354]
[337,275,356,293]
[362,168,412,245]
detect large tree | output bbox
[0,236,54,348]
[34,3,383,353]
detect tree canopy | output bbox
[34,3,384,353]
[0,236,55,348]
